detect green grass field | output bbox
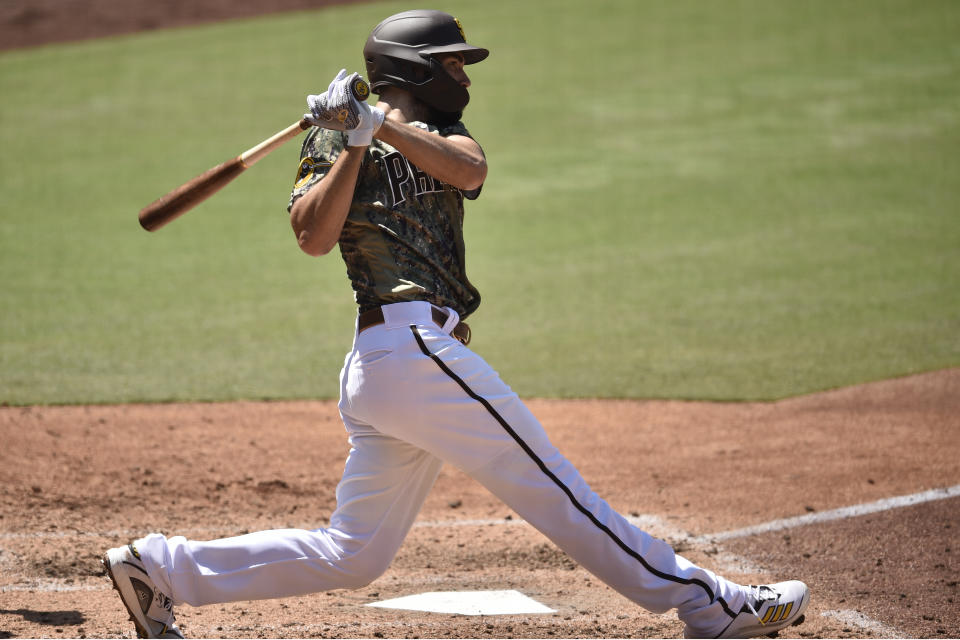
[1,0,958,404]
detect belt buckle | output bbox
[432,305,471,346]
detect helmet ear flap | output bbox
[405,60,431,85]
[366,55,426,91]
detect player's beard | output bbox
[387,91,465,126]
[427,106,463,126]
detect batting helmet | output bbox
[363,10,489,116]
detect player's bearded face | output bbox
[412,52,471,126]
[437,53,471,89]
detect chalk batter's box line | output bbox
[1,484,957,542]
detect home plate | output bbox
[367,590,556,616]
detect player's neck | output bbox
[377,88,432,125]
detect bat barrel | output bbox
[138,119,312,232]
[138,157,247,231]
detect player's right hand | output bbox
[345,103,384,147]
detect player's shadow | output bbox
[0,608,86,632]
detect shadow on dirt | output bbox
[0,608,86,626]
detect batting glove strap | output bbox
[346,107,385,147]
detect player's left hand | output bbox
[305,69,374,131]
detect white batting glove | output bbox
[345,105,385,147]
[305,69,372,132]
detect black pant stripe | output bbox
[409,326,735,619]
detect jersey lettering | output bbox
[410,162,443,197]
[381,151,446,207]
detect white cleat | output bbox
[685,580,810,639]
[102,544,183,639]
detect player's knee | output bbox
[337,548,394,588]
[339,567,387,590]
[338,571,378,590]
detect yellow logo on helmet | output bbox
[454,17,465,41]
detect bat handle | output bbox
[239,78,368,167]
[351,77,371,102]
[240,119,311,168]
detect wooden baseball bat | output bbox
[139,77,371,232]
[138,119,309,231]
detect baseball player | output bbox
[103,10,810,639]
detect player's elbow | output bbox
[458,156,487,191]
[296,230,335,257]
[290,202,336,256]
[465,158,487,191]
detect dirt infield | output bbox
[3,4,960,638]
[2,369,958,638]
[0,0,369,51]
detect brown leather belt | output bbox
[357,306,472,345]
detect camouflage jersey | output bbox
[288,121,482,318]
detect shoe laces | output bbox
[743,585,779,622]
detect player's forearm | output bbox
[289,147,364,257]
[375,119,487,191]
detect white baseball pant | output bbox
[136,301,747,633]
